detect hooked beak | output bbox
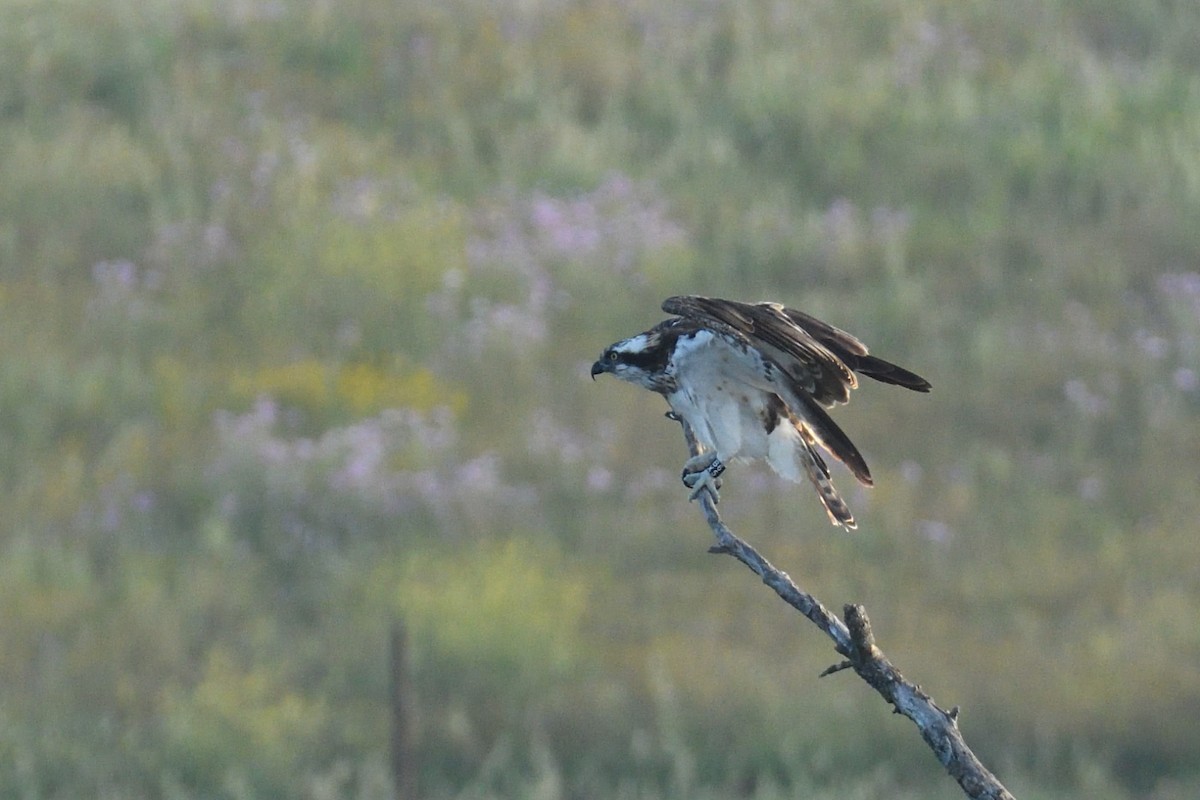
[590,360,607,380]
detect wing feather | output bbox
[665,295,931,400]
[780,308,931,393]
[662,294,932,487]
[663,295,857,406]
[657,292,926,506]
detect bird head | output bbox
[591,332,671,392]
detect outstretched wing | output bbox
[780,307,931,393]
[661,295,858,406]
[663,295,931,402]
[662,295,931,488]
[661,295,871,484]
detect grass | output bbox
[0,0,1198,797]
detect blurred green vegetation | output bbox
[0,0,1198,797]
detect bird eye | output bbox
[607,351,619,362]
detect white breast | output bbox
[665,330,792,466]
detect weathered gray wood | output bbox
[675,416,1016,800]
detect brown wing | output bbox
[662,295,871,484]
[661,295,858,407]
[662,295,931,488]
[780,308,931,393]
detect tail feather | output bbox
[799,440,855,529]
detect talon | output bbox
[681,453,716,480]
[681,456,724,503]
[687,471,721,503]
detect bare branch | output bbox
[675,420,1016,800]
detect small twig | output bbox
[674,418,1016,800]
[818,660,853,678]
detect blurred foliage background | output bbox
[0,0,1198,797]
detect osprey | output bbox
[591,295,931,528]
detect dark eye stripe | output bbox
[616,345,669,373]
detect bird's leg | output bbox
[681,453,725,503]
[666,411,724,502]
[680,452,715,485]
